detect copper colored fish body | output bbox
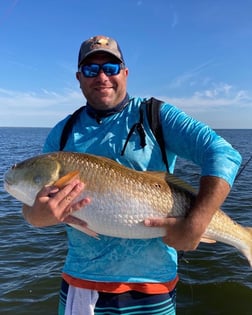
[4,152,252,267]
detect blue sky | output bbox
[1,0,252,128]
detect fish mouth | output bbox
[3,171,14,189]
[3,181,11,194]
[4,171,11,184]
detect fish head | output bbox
[4,153,61,206]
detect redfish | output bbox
[4,152,252,267]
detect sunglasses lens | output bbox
[102,63,120,76]
[82,64,100,77]
[81,63,121,78]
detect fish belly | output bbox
[72,189,167,239]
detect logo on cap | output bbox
[91,38,109,48]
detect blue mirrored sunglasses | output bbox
[79,63,125,78]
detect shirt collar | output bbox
[86,93,130,119]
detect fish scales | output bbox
[4,151,252,267]
[56,153,177,238]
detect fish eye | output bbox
[33,175,42,185]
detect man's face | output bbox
[76,53,128,110]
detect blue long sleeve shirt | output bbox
[43,96,241,284]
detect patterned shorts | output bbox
[59,278,176,315]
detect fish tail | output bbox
[243,227,252,268]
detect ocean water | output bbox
[0,127,251,315]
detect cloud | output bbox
[0,87,84,127]
[168,60,214,89]
[193,82,233,99]
[161,83,252,110]
[1,82,252,128]
[0,87,82,108]
[171,11,178,29]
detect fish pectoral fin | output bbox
[200,237,217,244]
[64,215,100,239]
[54,171,80,188]
[72,224,100,240]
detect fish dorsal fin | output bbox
[144,171,167,180]
[165,173,197,194]
[144,171,196,194]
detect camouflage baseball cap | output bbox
[78,35,125,67]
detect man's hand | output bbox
[144,215,205,251]
[22,179,90,227]
[145,176,231,251]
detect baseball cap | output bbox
[78,35,125,67]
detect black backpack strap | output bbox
[121,107,146,156]
[145,97,169,172]
[59,106,85,151]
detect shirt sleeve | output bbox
[42,116,70,153]
[160,103,242,187]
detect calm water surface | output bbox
[0,127,251,314]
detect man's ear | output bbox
[76,72,81,81]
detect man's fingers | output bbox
[61,197,91,221]
[70,197,91,212]
[37,185,59,198]
[144,217,179,227]
[34,180,86,223]
[55,181,85,206]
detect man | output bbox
[23,35,241,315]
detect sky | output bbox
[0,0,252,128]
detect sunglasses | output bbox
[79,63,125,78]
